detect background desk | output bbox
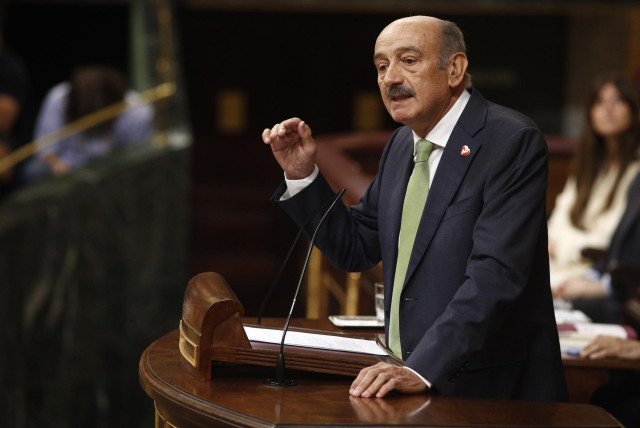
[139,320,622,427]
[563,352,640,403]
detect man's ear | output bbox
[447,52,468,89]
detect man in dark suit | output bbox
[262,16,567,401]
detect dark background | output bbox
[0,3,573,427]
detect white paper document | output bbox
[328,315,384,328]
[559,322,630,356]
[571,322,629,338]
[244,326,388,356]
[554,309,591,324]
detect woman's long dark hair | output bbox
[569,72,640,229]
[65,65,126,136]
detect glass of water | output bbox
[375,282,384,325]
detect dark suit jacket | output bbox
[604,172,640,300]
[606,173,640,271]
[274,89,568,402]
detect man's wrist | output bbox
[284,165,316,181]
[281,165,319,200]
[404,366,432,390]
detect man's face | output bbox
[373,18,453,136]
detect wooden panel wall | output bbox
[178,8,568,316]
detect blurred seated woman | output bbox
[549,73,640,300]
[22,65,153,183]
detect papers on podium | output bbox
[328,315,384,328]
[244,326,388,356]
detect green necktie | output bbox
[388,139,434,358]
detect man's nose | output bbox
[383,63,403,87]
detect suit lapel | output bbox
[402,90,488,287]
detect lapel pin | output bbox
[460,145,470,156]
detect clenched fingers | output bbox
[262,118,306,144]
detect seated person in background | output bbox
[22,65,153,183]
[580,335,640,428]
[0,30,29,193]
[563,171,640,323]
[549,72,640,298]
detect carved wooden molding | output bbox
[179,272,250,380]
[179,272,399,381]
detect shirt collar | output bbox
[412,89,471,152]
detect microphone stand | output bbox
[264,188,346,387]
[257,188,346,325]
[256,225,305,326]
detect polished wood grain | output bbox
[140,328,622,427]
[179,272,250,380]
[562,351,640,403]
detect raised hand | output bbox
[262,117,316,180]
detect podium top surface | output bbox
[140,323,622,428]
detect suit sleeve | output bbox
[404,126,550,393]
[272,129,404,272]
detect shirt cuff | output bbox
[280,165,319,200]
[601,272,612,295]
[403,366,432,390]
[583,269,611,296]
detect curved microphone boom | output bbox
[256,225,306,326]
[257,188,348,325]
[264,188,346,387]
[256,195,326,325]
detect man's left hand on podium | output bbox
[349,362,427,398]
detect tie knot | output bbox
[415,139,434,163]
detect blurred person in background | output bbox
[559,171,640,323]
[22,65,153,183]
[550,73,640,309]
[0,23,30,195]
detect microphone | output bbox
[257,209,315,326]
[256,187,347,325]
[264,188,346,386]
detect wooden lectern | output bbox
[178,272,400,381]
[139,272,624,427]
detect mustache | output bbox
[387,86,416,98]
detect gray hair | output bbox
[437,20,472,89]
